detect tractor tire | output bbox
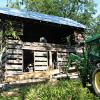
[92,67,100,97]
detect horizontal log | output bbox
[69,75,79,79]
[5,64,23,70]
[68,66,76,70]
[23,42,74,49]
[7,54,22,59]
[7,49,22,54]
[57,57,67,61]
[7,39,22,44]
[58,62,67,66]
[7,59,22,64]
[53,73,67,79]
[34,62,48,66]
[8,78,47,85]
[7,44,22,49]
[34,67,48,71]
[23,42,76,52]
[5,71,23,76]
[34,51,48,56]
[4,69,61,83]
[22,46,69,52]
[68,72,78,76]
[34,57,48,61]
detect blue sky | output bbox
[0,0,100,16]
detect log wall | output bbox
[3,39,23,76]
[2,38,79,79]
[34,51,48,71]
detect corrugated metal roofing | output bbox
[0,7,86,29]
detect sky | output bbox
[0,0,100,16]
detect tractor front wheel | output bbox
[92,67,100,97]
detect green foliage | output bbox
[0,80,99,100]
[8,0,96,26]
[7,0,100,35]
[67,51,89,84]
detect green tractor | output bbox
[68,34,100,97]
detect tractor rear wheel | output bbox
[92,67,100,97]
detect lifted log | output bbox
[4,69,62,83]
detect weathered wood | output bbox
[34,66,48,71]
[53,73,67,79]
[49,51,52,66]
[57,57,67,61]
[34,57,48,61]
[68,72,78,76]
[5,71,23,76]
[23,42,74,49]
[7,49,22,54]
[7,44,22,49]
[23,46,70,52]
[7,39,22,44]
[69,75,79,79]
[4,69,61,83]
[23,42,76,52]
[7,54,22,59]
[34,62,48,66]
[69,66,76,70]
[58,62,67,66]
[9,78,47,85]
[7,59,22,64]
[34,51,47,56]
[5,64,22,70]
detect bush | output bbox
[25,80,99,100]
[0,80,99,100]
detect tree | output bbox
[93,15,100,34]
[8,0,97,32]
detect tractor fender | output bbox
[92,66,100,97]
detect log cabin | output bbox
[0,7,86,78]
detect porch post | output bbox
[49,51,52,67]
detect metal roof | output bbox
[0,7,86,29]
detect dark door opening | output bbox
[52,51,57,69]
[23,50,34,72]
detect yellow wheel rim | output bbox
[95,72,100,93]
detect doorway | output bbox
[52,51,57,69]
[23,50,34,72]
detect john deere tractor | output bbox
[69,34,100,97]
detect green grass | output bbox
[0,80,99,100]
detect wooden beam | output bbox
[5,64,23,70]
[34,57,48,61]
[7,49,22,54]
[7,59,22,64]
[34,62,48,66]
[34,51,47,57]
[7,39,22,44]
[34,66,48,71]
[22,46,69,52]
[5,71,23,76]
[7,55,22,59]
